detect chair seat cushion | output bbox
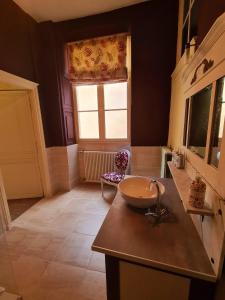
[101,172,125,184]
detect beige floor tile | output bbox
[26,288,75,300]
[50,211,81,231]
[39,262,86,297]
[1,183,109,300]
[21,262,85,300]
[2,227,37,261]
[88,252,106,273]
[77,269,107,300]
[12,254,48,297]
[57,246,92,268]
[53,232,94,268]
[3,227,28,244]
[0,259,18,294]
[66,197,111,216]
[61,232,95,248]
[73,213,106,236]
[23,234,66,261]
[13,207,62,228]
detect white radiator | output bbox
[80,151,117,182]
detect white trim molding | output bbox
[0,70,52,200]
[0,70,38,90]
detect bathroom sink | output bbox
[118,176,165,208]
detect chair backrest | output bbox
[115,149,130,173]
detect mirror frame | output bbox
[183,81,220,166]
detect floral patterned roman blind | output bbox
[65,33,128,84]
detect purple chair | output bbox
[101,149,130,199]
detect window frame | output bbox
[72,81,131,144]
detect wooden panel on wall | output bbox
[64,111,75,145]
[60,76,75,145]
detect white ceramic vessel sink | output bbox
[118,176,165,208]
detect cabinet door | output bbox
[120,261,190,300]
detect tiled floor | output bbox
[0,183,116,300]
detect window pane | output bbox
[182,19,189,55]
[183,0,190,23]
[105,110,127,139]
[78,112,99,139]
[76,85,98,111]
[104,82,127,109]
[190,1,199,42]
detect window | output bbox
[74,82,129,141]
[181,0,199,56]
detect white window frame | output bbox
[72,80,131,144]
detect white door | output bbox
[0,91,43,199]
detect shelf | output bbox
[168,162,214,217]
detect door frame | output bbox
[0,70,52,226]
[0,168,11,229]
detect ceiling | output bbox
[13,0,147,22]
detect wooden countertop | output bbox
[92,179,216,282]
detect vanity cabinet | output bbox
[92,179,216,300]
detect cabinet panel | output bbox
[120,261,190,300]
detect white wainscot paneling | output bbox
[131,146,161,177]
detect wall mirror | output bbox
[187,84,212,158]
[208,76,225,167]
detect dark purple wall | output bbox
[0,0,37,81]
[197,0,225,46]
[0,0,54,146]
[130,1,178,145]
[37,22,66,146]
[0,0,179,147]
[2,0,224,147]
[44,0,179,146]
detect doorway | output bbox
[0,70,51,225]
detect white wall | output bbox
[131,146,161,177]
[47,145,79,195]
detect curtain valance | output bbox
[65,33,128,84]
